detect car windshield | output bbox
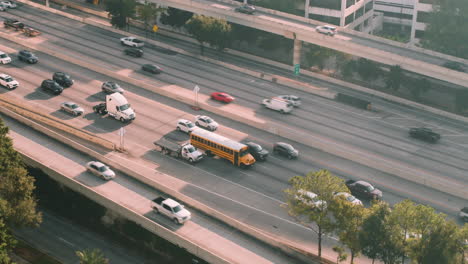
[119,104,131,111]
[186,122,195,128]
[186,146,196,153]
[0,54,7,58]
[205,118,213,123]
[173,205,182,213]
[239,148,249,157]
[250,144,261,151]
[111,83,120,89]
[23,53,31,57]
[5,77,13,82]
[70,104,79,109]
[98,166,108,172]
[133,39,142,43]
[291,97,300,101]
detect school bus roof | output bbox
[191,129,246,151]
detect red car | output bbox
[211,92,235,103]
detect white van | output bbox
[262,97,294,113]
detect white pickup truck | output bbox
[151,196,191,225]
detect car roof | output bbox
[355,180,371,186]
[197,115,211,119]
[246,142,260,147]
[178,119,192,124]
[275,142,291,147]
[0,73,10,78]
[164,198,180,207]
[63,101,77,105]
[91,161,106,167]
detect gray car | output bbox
[86,161,115,180]
[60,102,84,116]
[235,4,255,14]
[273,142,299,159]
[101,81,124,94]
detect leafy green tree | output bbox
[332,245,348,263]
[332,198,367,263]
[185,15,232,54]
[76,248,109,264]
[0,219,16,264]
[160,7,193,28]
[387,200,418,264]
[137,1,165,35]
[340,60,356,80]
[0,119,41,228]
[421,0,468,59]
[455,89,468,113]
[386,65,404,91]
[105,0,137,29]
[455,224,468,264]
[305,44,335,71]
[284,170,348,258]
[356,58,382,82]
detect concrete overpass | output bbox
[150,0,468,88]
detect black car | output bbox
[142,64,162,74]
[409,127,440,143]
[41,79,63,95]
[235,4,256,14]
[18,50,38,64]
[245,142,269,161]
[124,47,143,57]
[273,142,298,159]
[345,180,382,200]
[52,72,74,87]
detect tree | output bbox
[420,0,468,59]
[284,170,348,258]
[386,65,404,91]
[76,248,109,264]
[332,198,367,263]
[455,224,468,264]
[105,0,137,29]
[332,245,348,264]
[137,1,165,36]
[356,58,382,82]
[305,44,335,71]
[0,118,41,228]
[387,199,418,264]
[160,7,193,28]
[186,15,232,54]
[0,219,16,264]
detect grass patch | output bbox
[13,240,62,264]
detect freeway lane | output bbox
[4,4,468,189]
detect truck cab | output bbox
[106,93,135,122]
[180,144,203,163]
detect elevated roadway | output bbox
[150,0,468,88]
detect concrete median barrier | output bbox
[19,152,231,264]
[0,96,115,150]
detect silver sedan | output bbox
[86,161,115,180]
[60,102,84,116]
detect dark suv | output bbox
[52,72,74,87]
[409,127,440,143]
[245,142,269,161]
[124,47,143,57]
[41,79,63,95]
[273,142,299,159]
[18,50,38,64]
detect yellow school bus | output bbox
[190,129,256,168]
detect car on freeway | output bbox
[120,36,144,47]
[124,47,143,57]
[86,161,115,180]
[0,3,6,11]
[0,73,18,90]
[4,19,24,30]
[142,64,162,74]
[60,102,84,116]
[345,180,382,200]
[41,79,63,95]
[18,50,38,64]
[1,1,17,8]
[273,142,298,159]
[0,51,11,64]
[194,115,219,131]
[245,142,269,161]
[211,92,235,103]
[235,4,256,14]
[459,207,468,222]
[176,119,197,133]
[409,127,440,143]
[278,95,301,107]
[316,25,337,36]
[101,81,124,94]
[52,72,74,87]
[295,189,326,210]
[333,192,363,206]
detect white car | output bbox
[195,115,219,131]
[0,73,18,90]
[176,119,197,133]
[295,189,327,210]
[86,161,115,180]
[1,1,17,8]
[0,51,11,64]
[334,192,363,206]
[120,37,144,48]
[0,3,6,11]
[316,25,337,36]
[278,95,301,107]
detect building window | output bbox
[309,14,341,25]
[345,14,355,25]
[346,0,356,8]
[365,1,373,12]
[356,7,364,19]
[416,11,431,23]
[381,11,413,20]
[311,0,341,10]
[415,30,425,38]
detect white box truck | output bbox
[262,97,294,113]
[93,93,136,122]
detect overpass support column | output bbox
[293,39,302,68]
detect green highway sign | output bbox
[294,64,300,76]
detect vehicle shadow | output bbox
[142,211,182,232]
[50,109,75,120]
[73,171,108,188]
[81,113,129,134]
[23,87,57,101]
[85,92,105,103]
